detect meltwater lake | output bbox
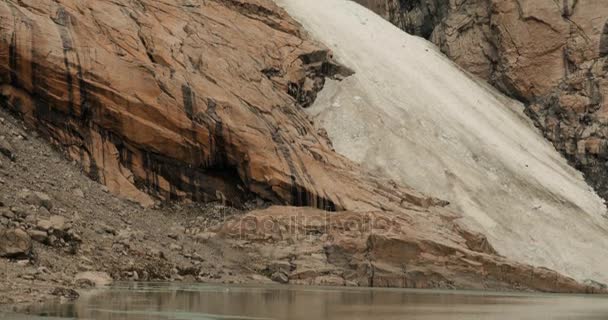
[3,283,608,320]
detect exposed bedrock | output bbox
[354,0,608,201]
[0,0,365,209]
[218,206,603,292]
[0,0,602,292]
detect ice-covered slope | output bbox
[276,0,608,283]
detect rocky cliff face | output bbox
[0,0,365,209]
[355,0,608,201]
[0,0,602,293]
[219,206,597,291]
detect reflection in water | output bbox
[4,283,608,320]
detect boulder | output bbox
[0,208,14,220]
[270,271,289,284]
[0,228,32,258]
[37,215,67,232]
[51,287,80,301]
[27,229,49,244]
[267,261,291,275]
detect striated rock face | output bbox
[0,0,601,292]
[0,0,360,209]
[354,0,608,201]
[218,206,601,292]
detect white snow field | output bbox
[276,0,608,283]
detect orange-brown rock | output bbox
[355,0,608,201]
[218,206,602,292]
[0,0,601,292]
[0,0,361,209]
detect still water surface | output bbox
[4,283,608,320]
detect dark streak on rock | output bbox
[205,98,228,169]
[240,99,337,211]
[182,84,194,120]
[54,7,75,115]
[562,0,570,18]
[600,21,608,57]
[1,0,341,212]
[8,32,18,86]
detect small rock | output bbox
[249,274,270,282]
[149,248,167,260]
[0,208,15,220]
[10,206,28,217]
[13,261,29,269]
[0,228,32,258]
[267,261,291,274]
[37,215,67,232]
[24,214,37,224]
[37,266,50,274]
[169,243,183,251]
[51,287,80,301]
[67,229,82,242]
[584,279,608,291]
[270,271,289,284]
[194,232,216,243]
[20,274,35,280]
[96,224,116,235]
[28,229,49,243]
[37,220,52,231]
[38,206,50,216]
[73,188,85,198]
[0,139,15,161]
[74,271,113,287]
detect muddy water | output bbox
[4,283,608,319]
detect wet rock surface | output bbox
[355,0,608,202]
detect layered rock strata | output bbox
[0,0,357,208]
[0,0,602,292]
